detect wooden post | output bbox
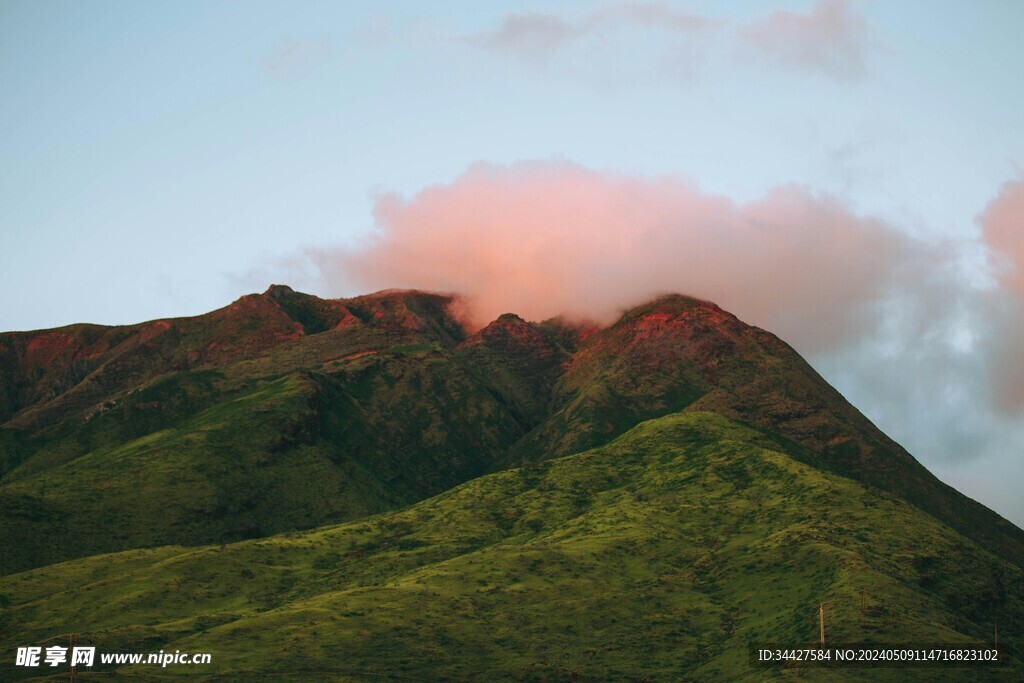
[819,603,825,645]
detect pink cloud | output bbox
[740,0,873,81]
[982,178,1024,295]
[315,160,914,354]
[980,178,1024,412]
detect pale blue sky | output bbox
[2,1,1021,330]
[2,1,1024,522]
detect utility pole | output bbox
[819,603,826,645]
[69,633,78,683]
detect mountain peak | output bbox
[617,293,728,324]
[262,284,297,299]
[483,313,534,335]
[468,312,550,348]
[339,289,467,344]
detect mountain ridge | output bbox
[1,285,1022,680]
[1,286,1022,574]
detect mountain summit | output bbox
[1,287,1021,679]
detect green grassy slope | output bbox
[0,288,552,573]
[0,288,587,575]
[3,287,1023,588]
[0,334,533,573]
[1,413,1018,681]
[504,295,1024,569]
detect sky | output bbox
[1,1,1022,523]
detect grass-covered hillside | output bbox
[0,288,571,573]
[503,295,1024,569]
[1,287,1022,680]
[4,288,1022,575]
[0,413,1018,681]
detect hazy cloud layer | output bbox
[466,0,875,82]
[740,0,872,81]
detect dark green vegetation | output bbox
[0,287,1021,680]
[0,287,540,573]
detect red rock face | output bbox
[569,299,747,386]
[636,311,673,325]
[332,309,362,329]
[136,320,172,345]
[0,287,472,429]
[400,313,420,330]
[23,332,74,367]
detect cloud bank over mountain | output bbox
[298,159,1024,522]
[315,160,918,347]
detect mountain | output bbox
[0,287,534,572]
[0,287,1020,680]
[503,295,1024,569]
